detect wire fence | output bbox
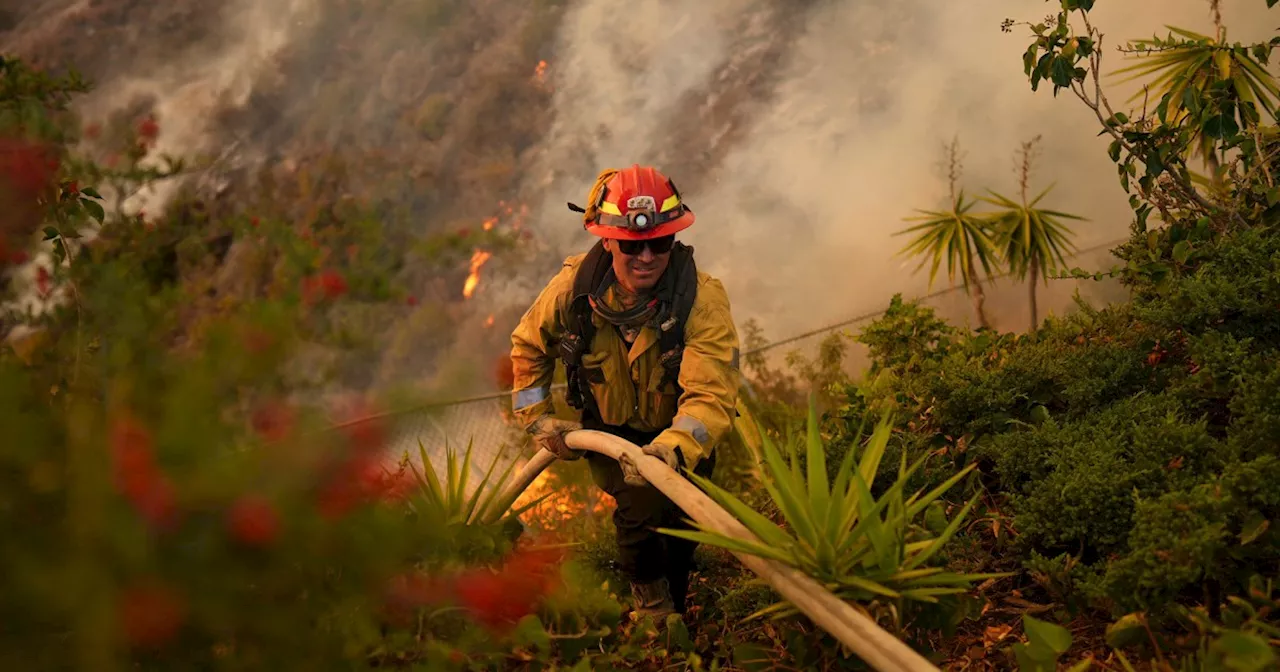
[362,237,1130,490]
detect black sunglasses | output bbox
[616,235,675,256]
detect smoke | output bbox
[4,0,1277,391]
[523,0,1278,347]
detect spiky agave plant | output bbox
[406,438,549,527]
[660,400,1007,621]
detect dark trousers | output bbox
[581,416,716,613]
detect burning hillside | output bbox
[3,0,1266,396]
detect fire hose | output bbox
[476,429,940,672]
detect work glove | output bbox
[619,443,684,488]
[527,415,584,461]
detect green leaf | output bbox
[42,226,59,241]
[1210,631,1276,671]
[1024,614,1073,655]
[1203,113,1240,139]
[658,528,797,565]
[681,471,796,551]
[79,186,103,199]
[1266,187,1280,206]
[1105,613,1148,649]
[732,643,774,672]
[664,614,693,652]
[1239,514,1270,545]
[512,614,551,653]
[1172,240,1191,264]
[804,398,831,534]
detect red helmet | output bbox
[570,165,695,240]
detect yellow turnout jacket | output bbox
[509,253,740,467]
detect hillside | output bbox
[3,0,1237,397]
[3,1,1280,670]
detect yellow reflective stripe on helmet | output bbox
[660,195,681,212]
[599,201,622,216]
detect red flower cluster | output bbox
[382,541,567,633]
[110,414,179,532]
[315,413,401,519]
[0,135,59,199]
[226,495,281,547]
[137,116,160,143]
[251,398,296,443]
[118,581,186,648]
[301,269,348,304]
[0,135,60,249]
[35,266,50,296]
[453,542,567,631]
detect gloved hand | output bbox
[619,443,684,487]
[527,415,584,461]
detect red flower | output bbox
[64,180,79,196]
[249,217,260,228]
[251,399,295,442]
[137,116,160,142]
[118,582,185,648]
[301,269,348,304]
[453,544,565,632]
[111,414,155,489]
[131,476,179,531]
[341,418,385,456]
[110,414,179,531]
[226,495,281,547]
[456,227,471,238]
[406,295,419,307]
[316,450,407,519]
[0,136,59,199]
[35,266,50,296]
[374,463,417,503]
[317,475,359,520]
[83,123,102,140]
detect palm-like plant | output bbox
[984,137,1083,332]
[659,400,1007,625]
[895,138,999,329]
[1112,25,1280,174]
[406,438,547,527]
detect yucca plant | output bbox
[984,136,1083,331]
[1112,26,1280,173]
[896,137,1000,329]
[660,400,1007,623]
[405,438,548,527]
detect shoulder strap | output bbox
[560,240,611,411]
[657,242,698,391]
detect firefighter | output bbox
[509,165,740,621]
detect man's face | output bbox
[606,235,674,292]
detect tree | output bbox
[894,138,999,329]
[983,136,1084,331]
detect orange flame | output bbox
[533,60,548,83]
[484,314,495,328]
[482,217,497,231]
[514,470,609,528]
[462,249,492,299]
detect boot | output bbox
[629,577,676,622]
